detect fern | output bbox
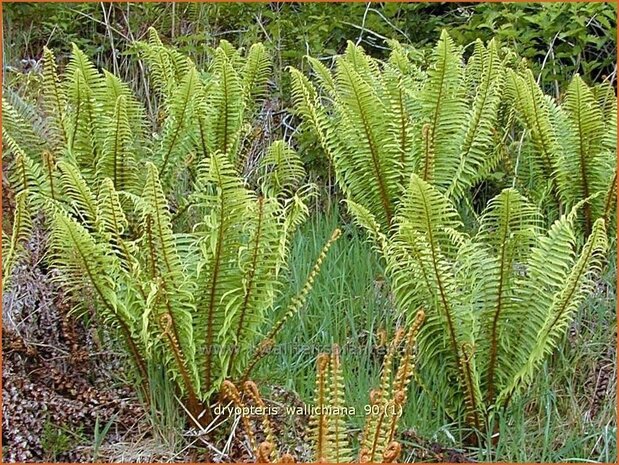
[42,47,68,146]
[97,96,139,192]
[259,140,306,197]
[3,34,331,427]
[350,179,608,431]
[290,32,511,229]
[205,48,245,162]
[2,191,33,284]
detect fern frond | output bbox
[205,48,245,161]
[447,39,505,199]
[242,229,342,382]
[259,140,306,197]
[418,30,466,189]
[66,68,100,177]
[47,202,148,383]
[57,160,98,230]
[192,151,252,394]
[474,188,540,404]
[65,43,104,92]
[137,27,192,102]
[141,163,201,412]
[557,75,607,234]
[97,95,139,192]
[242,42,271,101]
[311,353,331,462]
[222,196,283,377]
[388,174,482,427]
[506,68,561,203]
[42,47,68,146]
[96,178,138,269]
[1,97,46,156]
[101,70,147,140]
[3,131,48,197]
[2,191,33,284]
[158,67,199,176]
[333,58,401,227]
[306,56,336,96]
[497,217,607,406]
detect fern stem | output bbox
[158,310,203,419]
[486,194,511,406]
[228,196,265,371]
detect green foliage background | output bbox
[4,2,616,88]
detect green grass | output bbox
[256,205,396,412]
[254,208,617,462]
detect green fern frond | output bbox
[474,188,540,404]
[42,47,68,146]
[3,131,48,198]
[497,216,607,406]
[259,140,306,197]
[141,163,201,410]
[306,56,336,96]
[96,178,138,269]
[47,201,148,385]
[2,191,33,284]
[506,68,561,203]
[222,196,283,377]
[1,97,46,156]
[65,43,104,92]
[333,58,401,227]
[417,30,466,189]
[557,75,608,234]
[97,95,139,192]
[192,151,252,395]
[447,39,505,199]
[158,67,199,176]
[205,48,245,161]
[66,68,100,176]
[102,70,147,140]
[137,27,192,102]
[57,160,98,230]
[242,42,271,101]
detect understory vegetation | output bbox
[2,2,617,463]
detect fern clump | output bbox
[288,30,613,434]
[507,70,617,233]
[2,32,339,423]
[290,31,510,229]
[350,176,608,432]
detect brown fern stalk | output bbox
[314,353,330,462]
[244,381,277,460]
[220,380,256,452]
[158,311,203,421]
[361,329,404,462]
